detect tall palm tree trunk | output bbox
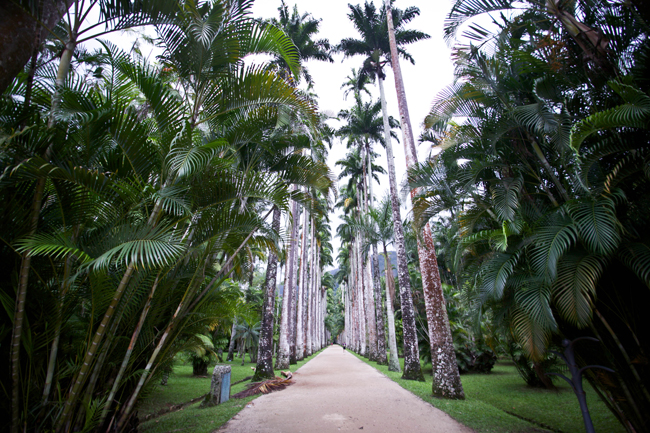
[296,206,309,360]
[377,74,423,381]
[254,206,282,381]
[363,251,378,359]
[367,146,387,364]
[383,247,401,372]
[361,147,379,361]
[276,201,298,369]
[385,3,463,397]
[306,219,315,356]
[289,222,300,366]
[355,236,367,356]
[316,248,322,350]
[350,246,361,353]
[276,198,300,369]
[345,282,350,347]
[349,246,359,352]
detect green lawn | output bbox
[138,351,322,433]
[351,353,624,433]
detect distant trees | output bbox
[263,1,336,372]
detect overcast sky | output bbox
[251,0,456,266]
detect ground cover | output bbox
[138,351,322,433]
[351,352,624,433]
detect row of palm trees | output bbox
[0,1,335,432]
[332,1,464,398]
[409,0,650,431]
[251,1,336,381]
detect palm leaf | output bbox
[530,213,578,281]
[91,223,185,270]
[567,196,621,255]
[478,251,520,300]
[491,177,523,222]
[571,81,650,150]
[553,252,603,327]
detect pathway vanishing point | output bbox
[219,345,472,433]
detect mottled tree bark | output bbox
[254,206,281,381]
[296,206,309,360]
[363,252,378,360]
[316,248,322,351]
[289,206,301,365]
[0,0,70,94]
[383,247,401,372]
[361,147,378,361]
[377,74,423,381]
[372,249,387,363]
[276,197,300,369]
[367,145,387,365]
[306,218,315,356]
[385,4,464,398]
[355,236,368,356]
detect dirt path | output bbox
[219,345,473,433]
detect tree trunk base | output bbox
[252,357,274,382]
[401,369,425,381]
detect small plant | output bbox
[508,340,562,388]
[455,342,497,374]
[184,334,217,376]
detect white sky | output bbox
[251,0,455,265]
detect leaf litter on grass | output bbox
[231,376,293,399]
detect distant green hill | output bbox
[326,250,397,289]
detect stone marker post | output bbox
[201,364,231,407]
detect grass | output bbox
[350,352,625,433]
[137,351,323,433]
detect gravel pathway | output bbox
[218,345,473,433]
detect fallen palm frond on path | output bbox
[232,375,293,399]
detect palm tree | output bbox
[5,2,177,429]
[235,319,261,365]
[267,0,334,86]
[335,146,385,360]
[384,1,464,397]
[265,2,334,370]
[353,196,402,372]
[338,0,429,381]
[250,132,333,379]
[341,68,373,101]
[338,96,402,365]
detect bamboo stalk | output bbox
[98,272,162,430]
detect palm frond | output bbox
[553,252,603,327]
[567,196,621,255]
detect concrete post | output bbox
[201,364,231,407]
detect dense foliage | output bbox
[0,1,333,432]
[411,1,650,430]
